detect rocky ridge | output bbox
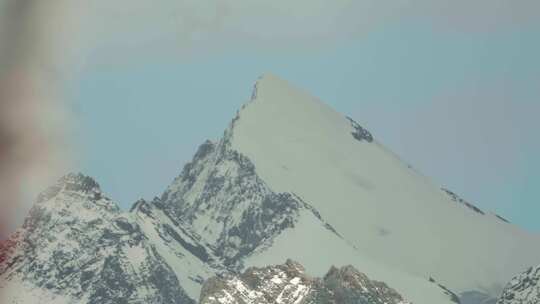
[497,264,540,304]
[199,260,409,304]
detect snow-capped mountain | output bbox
[153,74,540,303]
[497,264,540,304]
[0,173,195,304]
[239,74,540,298]
[1,73,539,304]
[199,260,409,304]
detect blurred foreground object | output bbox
[0,0,73,237]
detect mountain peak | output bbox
[36,172,102,203]
[58,172,101,193]
[236,73,344,141]
[255,72,286,86]
[249,73,306,104]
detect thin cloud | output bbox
[74,0,540,58]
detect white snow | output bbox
[271,276,283,284]
[289,277,301,285]
[133,205,215,299]
[231,73,540,301]
[124,244,147,269]
[245,208,452,304]
[0,279,72,304]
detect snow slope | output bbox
[132,198,220,299]
[244,207,456,304]
[227,74,540,299]
[155,132,453,303]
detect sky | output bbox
[14,0,540,233]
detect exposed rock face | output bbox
[442,188,485,216]
[199,260,311,304]
[156,125,309,269]
[497,265,540,304]
[0,173,195,304]
[346,116,373,143]
[199,260,409,304]
[317,265,408,304]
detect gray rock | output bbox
[497,265,540,304]
[199,260,409,304]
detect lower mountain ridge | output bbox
[497,264,540,304]
[1,74,539,304]
[0,173,195,304]
[199,260,409,304]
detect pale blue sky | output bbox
[65,2,540,231]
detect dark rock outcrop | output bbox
[199,260,409,304]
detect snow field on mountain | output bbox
[244,208,455,304]
[231,73,540,298]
